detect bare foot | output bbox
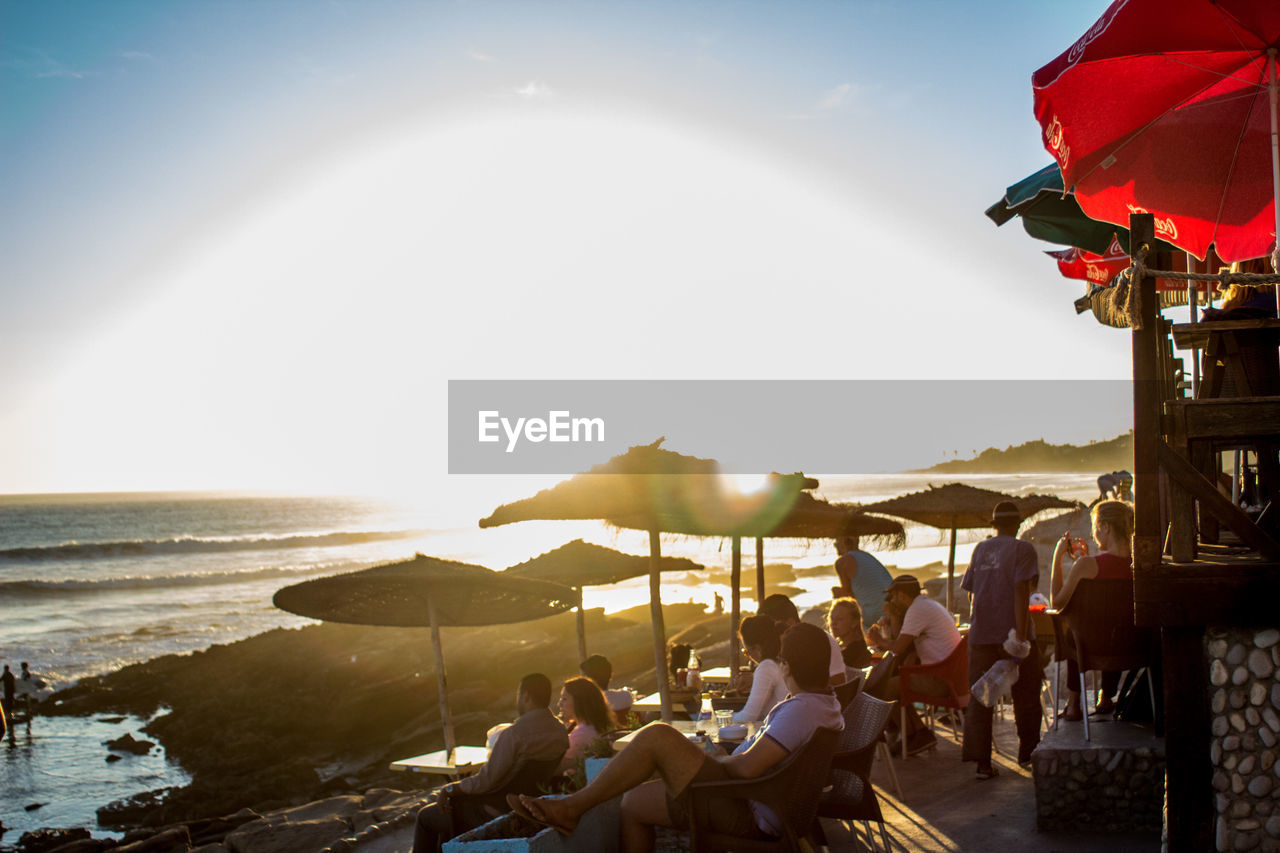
[514,794,579,835]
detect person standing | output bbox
[1,665,15,721]
[831,536,893,630]
[961,501,1041,777]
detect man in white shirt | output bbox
[870,575,962,755]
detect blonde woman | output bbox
[1050,500,1135,720]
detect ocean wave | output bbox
[0,528,430,563]
[0,564,363,596]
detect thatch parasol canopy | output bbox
[860,482,1079,530]
[506,539,705,588]
[860,482,1080,612]
[273,554,577,627]
[273,554,576,754]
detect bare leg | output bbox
[620,781,670,853]
[519,723,706,834]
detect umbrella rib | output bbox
[1070,57,1265,191]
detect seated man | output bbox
[580,654,635,715]
[510,623,843,853]
[413,673,568,853]
[869,574,962,755]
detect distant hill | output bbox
[915,431,1134,474]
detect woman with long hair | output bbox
[827,597,873,669]
[1050,499,1136,720]
[733,614,789,722]
[557,676,617,774]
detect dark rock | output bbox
[224,815,350,853]
[113,827,191,853]
[97,788,177,829]
[44,840,110,853]
[99,716,127,724]
[105,734,155,755]
[106,754,123,763]
[24,803,45,812]
[17,828,91,853]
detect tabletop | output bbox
[611,719,761,753]
[388,745,489,777]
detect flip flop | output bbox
[976,764,1000,780]
[505,794,573,837]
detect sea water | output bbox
[0,472,1097,837]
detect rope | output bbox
[1129,251,1280,287]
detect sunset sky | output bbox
[1,1,1141,496]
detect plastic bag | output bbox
[971,659,1021,708]
[1002,627,1030,659]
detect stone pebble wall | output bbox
[1208,627,1280,852]
[1033,742,1164,831]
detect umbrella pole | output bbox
[649,529,673,722]
[576,587,587,664]
[946,523,958,614]
[1270,49,1280,318]
[428,597,456,756]
[730,536,741,677]
[755,537,765,606]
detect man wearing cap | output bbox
[869,574,962,755]
[960,501,1041,778]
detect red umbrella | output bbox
[1033,0,1280,264]
[1048,238,1130,287]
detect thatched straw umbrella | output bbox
[861,483,1080,612]
[480,439,834,720]
[505,539,706,663]
[273,554,576,754]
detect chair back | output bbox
[820,693,894,820]
[834,668,865,709]
[688,726,839,852]
[1055,578,1153,673]
[899,635,970,710]
[861,651,895,696]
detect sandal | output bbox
[1063,706,1083,722]
[976,763,1000,780]
[505,794,573,836]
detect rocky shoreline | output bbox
[9,597,729,853]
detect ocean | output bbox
[0,472,1098,837]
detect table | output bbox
[388,745,489,778]
[611,719,761,753]
[699,666,734,687]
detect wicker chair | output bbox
[686,726,839,853]
[1050,578,1157,741]
[445,755,564,837]
[816,692,896,852]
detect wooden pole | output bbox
[428,596,455,755]
[576,587,587,664]
[730,536,742,676]
[946,522,958,613]
[649,529,673,722]
[755,537,765,607]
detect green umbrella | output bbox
[986,164,1177,255]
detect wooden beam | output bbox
[1157,440,1280,559]
[1135,570,1280,625]
[1161,627,1212,852]
[1131,214,1164,579]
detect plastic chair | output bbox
[445,755,564,836]
[897,635,971,757]
[1049,578,1157,741]
[686,726,839,853]
[816,692,895,853]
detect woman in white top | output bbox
[733,614,790,722]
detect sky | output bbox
[0,0,1145,496]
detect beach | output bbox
[0,473,1096,843]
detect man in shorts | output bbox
[510,623,843,853]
